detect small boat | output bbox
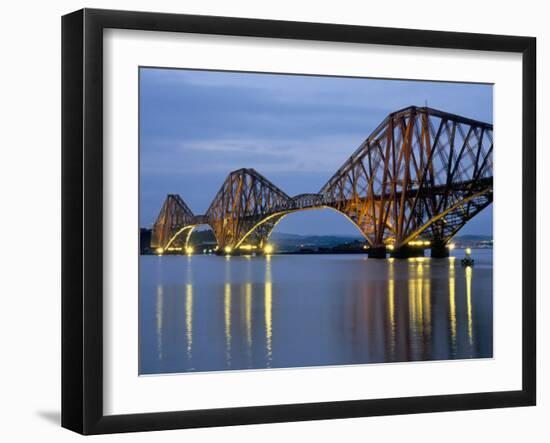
[461,247,474,266]
[461,257,475,266]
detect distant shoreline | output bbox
[140,246,492,257]
[139,227,492,256]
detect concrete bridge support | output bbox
[390,245,425,259]
[430,241,450,258]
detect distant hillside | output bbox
[186,230,365,253]
[454,235,493,241]
[271,232,493,252]
[270,232,363,252]
[452,234,493,248]
[270,232,363,241]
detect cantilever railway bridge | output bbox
[150,106,493,258]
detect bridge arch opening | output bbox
[163,224,219,254]
[242,206,369,254]
[185,225,219,254]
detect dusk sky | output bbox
[140,68,493,237]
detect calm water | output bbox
[139,250,493,375]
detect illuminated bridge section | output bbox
[150,106,493,257]
[206,169,291,253]
[320,106,493,253]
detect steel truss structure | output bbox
[150,106,493,255]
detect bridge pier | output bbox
[390,245,425,259]
[367,246,387,259]
[430,242,450,258]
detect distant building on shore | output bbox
[140,228,153,254]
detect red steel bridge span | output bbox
[150,106,493,258]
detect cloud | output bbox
[140,133,367,177]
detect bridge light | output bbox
[447,243,456,250]
[408,240,429,247]
[185,246,194,255]
[264,244,274,254]
[224,246,232,254]
[387,244,394,251]
[156,247,164,255]
[465,247,472,255]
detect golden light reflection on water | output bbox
[224,283,232,366]
[419,261,432,343]
[224,257,232,367]
[406,259,432,359]
[449,258,457,355]
[144,251,490,374]
[408,264,417,355]
[265,257,273,366]
[185,283,193,360]
[245,282,253,354]
[423,272,431,339]
[185,257,193,360]
[416,263,424,337]
[388,259,395,358]
[466,266,474,347]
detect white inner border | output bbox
[103,29,523,415]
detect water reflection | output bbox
[466,266,474,349]
[185,284,193,359]
[245,282,253,362]
[405,259,432,360]
[408,261,418,359]
[423,267,432,342]
[387,259,395,359]
[224,283,232,367]
[140,251,493,374]
[155,285,163,361]
[264,256,273,367]
[224,256,232,367]
[449,258,457,356]
[185,260,193,361]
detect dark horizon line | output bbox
[139,227,493,239]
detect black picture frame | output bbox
[62,8,536,435]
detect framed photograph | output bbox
[61,8,536,434]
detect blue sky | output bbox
[140,68,493,236]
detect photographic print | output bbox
[138,68,493,375]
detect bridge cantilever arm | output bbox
[399,188,493,246]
